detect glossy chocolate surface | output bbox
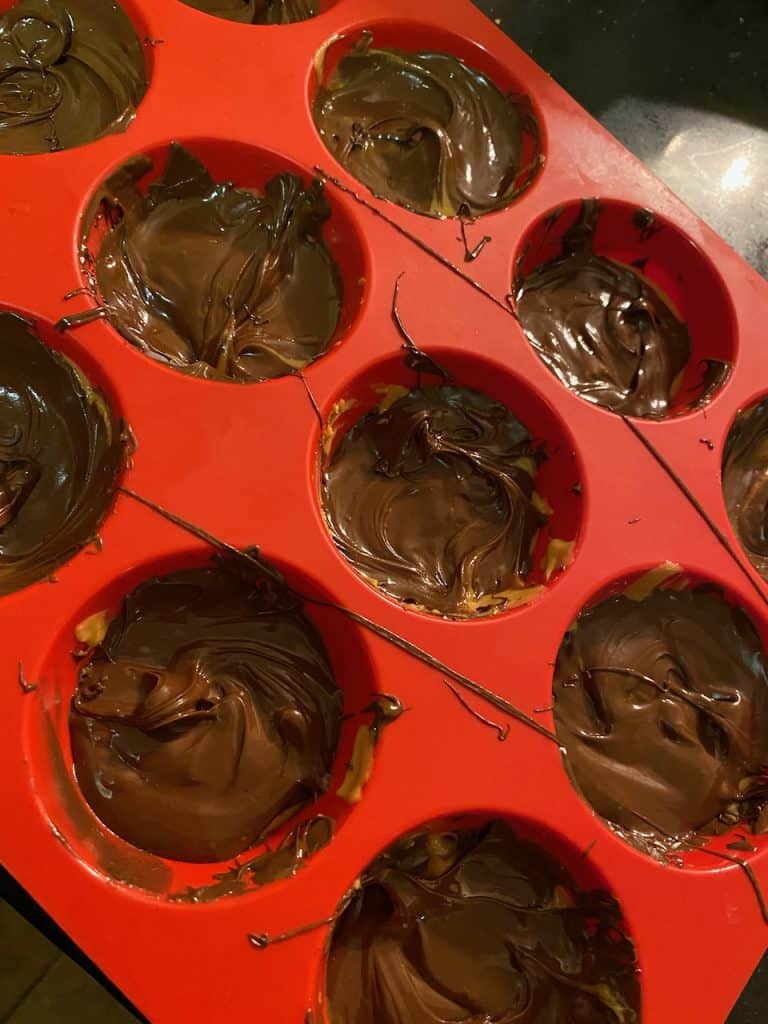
[723,399,768,582]
[0,0,147,155]
[86,144,342,382]
[516,201,691,419]
[182,0,318,22]
[327,820,640,1023]
[554,588,768,845]
[322,385,546,616]
[313,32,538,217]
[70,554,343,863]
[0,313,122,595]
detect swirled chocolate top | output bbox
[313,32,539,217]
[86,144,343,382]
[182,0,318,23]
[0,313,122,595]
[516,201,691,419]
[0,0,147,154]
[327,820,640,1023]
[70,554,343,862]
[554,588,768,845]
[322,385,547,617]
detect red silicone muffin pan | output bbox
[1,1,768,1022]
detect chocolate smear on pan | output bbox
[182,0,319,24]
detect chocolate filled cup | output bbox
[181,0,319,23]
[313,31,541,218]
[0,313,123,595]
[70,553,343,863]
[322,385,549,617]
[327,820,641,1023]
[554,586,768,848]
[0,0,148,155]
[723,398,768,582]
[78,143,343,383]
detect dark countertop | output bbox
[2,2,766,1021]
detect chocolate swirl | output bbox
[70,554,343,863]
[516,201,691,419]
[0,0,147,155]
[327,820,640,1024]
[181,0,318,23]
[0,313,122,595]
[554,588,768,845]
[82,143,343,382]
[313,32,539,217]
[723,399,768,581]
[322,386,547,617]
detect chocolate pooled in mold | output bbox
[516,200,691,419]
[0,313,122,595]
[75,143,343,382]
[70,553,343,863]
[327,820,640,1023]
[181,0,318,23]
[0,0,147,155]
[322,385,548,617]
[313,31,540,218]
[554,587,768,849]
[723,399,768,582]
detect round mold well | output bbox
[313,810,643,1024]
[313,348,584,620]
[71,137,369,385]
[722,393,768,585]
[177,0,339,23]
[308,20,545,219]
[552,561,768,873]
[24,547,384,900]
[0,305,126,597]
[0,0,153,155]
[512,198,737,418]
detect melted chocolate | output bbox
[182,0,318,22]
[313,32,539,218]
[554,588,768,845]
[0,0,147,155]
[80,144,342,382]
[327,820,640,1023]
[0,313,122,595]
[723,399,768,581]
[516,201,691,419]
[70,554,343,863]
[322,385,547,617]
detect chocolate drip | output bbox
[723,399,768,581]
[74,144,342,382]
[322,386,547,616]
[327,821,640,1023]
[313,32,539,218]
[0,313,122,595]
[516,201,691,419]
[554,588,768,845]
[70,553,343,863]
[182,0,318,23]
[0,0,147,154]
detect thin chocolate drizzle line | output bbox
[291,369,324,432]
[392,275,452,383]
[622,416,768,608]
[55,306,107,332]
[457,208,492,263]
[248,914,335,948]
[314,167,519,321]
[117,489,557,744]
[581,839,597,858]
[698,847,768,926]
[17,661,37,695]
[444,680,509,741]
